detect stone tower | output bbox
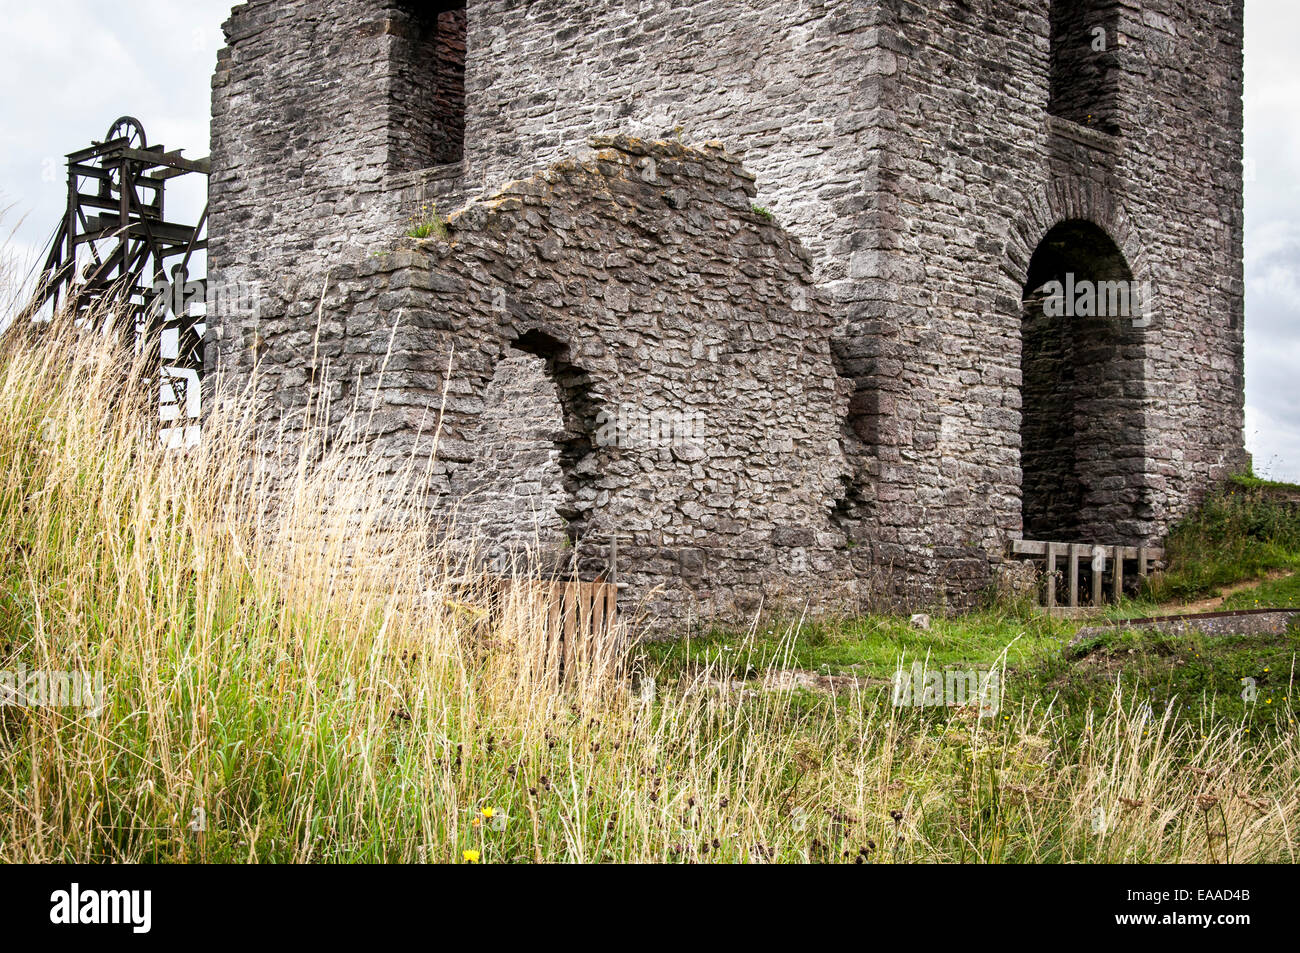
[208,0,1246,621]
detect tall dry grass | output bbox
[0,316,1295,863]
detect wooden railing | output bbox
[1010,540,1164,616]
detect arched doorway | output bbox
[463,351,568,568]
[507,329,603,547]
[1020,219,1147,543]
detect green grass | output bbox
[645,608,1073,682]
[1146,479,1300,602]
[405,203,449,240]
[1229,472,1300,493]
[1032,625,1299,734]
[1220,571,1300,611]
[647,606,1299,740]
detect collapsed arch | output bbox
[452,328,605,573]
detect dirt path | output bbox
[1153,570,1295,616]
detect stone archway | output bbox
[1019,218,1148,543]
[507,328,605,546]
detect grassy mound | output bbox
[1147,479,1300,602]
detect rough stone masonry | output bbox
[206,0,1246,623]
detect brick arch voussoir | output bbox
[1002,178,1148,292]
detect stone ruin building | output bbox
[206,0,1246,622]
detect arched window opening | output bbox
[1049,0,1121,135]
[457,328,606,576]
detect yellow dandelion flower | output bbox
[462,849,480,863]
[482,806,496,819]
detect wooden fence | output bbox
[1010,540,1164,617]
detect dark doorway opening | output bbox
[1020,219,1146,543]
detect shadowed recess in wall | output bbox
[1049,0,1122,134]
[1021,218,1148,544]
[507,329,605,549]
[389,1,466,171]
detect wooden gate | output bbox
[1010,540,1164,617]
[505,579,624,683]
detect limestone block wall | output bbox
[460,355,570,567]
[206,0,1247,618]
[207,0,471,397]
[855,0,1244,595]
[462,0,889,288]
[999,0,1247,543]
[1112,0,1247,525]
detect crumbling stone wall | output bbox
[226,136,861,621]
[207,0,1246,620]
[207,0,471,396]
[459,355,569,566]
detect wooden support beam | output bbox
[1012,539,1048,556]
[563,582,577,679]
[1091,546,1104,607]
[1010,539,1166,616]
[1045,547,1057,609]
[1068,546,1080,609]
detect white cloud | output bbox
[1246,401,1300,482]
[0,0,230,251]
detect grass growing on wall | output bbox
[0,318,1296,863]
[405,203,449,241]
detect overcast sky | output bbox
[0,1,1295,480]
